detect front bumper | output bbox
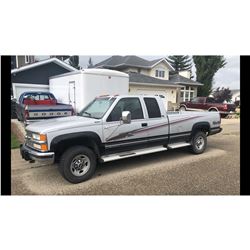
[208,127,223,136]
[20,144,55,164]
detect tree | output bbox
[87,57,93,68]
[69,55,81,69]
[212,87,232,103]
[167,55,193,72]
[193,56,226,96]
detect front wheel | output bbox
[59,146,97,183]
[189,131,207,154]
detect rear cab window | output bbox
[143,97,161,118]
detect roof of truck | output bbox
[49,68,129,79]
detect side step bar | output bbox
[101,146,168,163]
[167,142,191,149]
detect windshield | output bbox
[78,97,116,119]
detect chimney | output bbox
[178,70,191,79]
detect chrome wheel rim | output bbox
[195,136,204,150]
[70,154,91,177]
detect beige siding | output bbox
[140,69,150,75]
[149,62,170,80]
[129,84,177,109]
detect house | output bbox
[231,89,240,105]
[11,57,77,99]
[94,56,203,109]
[11,55,36,69]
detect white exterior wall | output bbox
[232,91,240,102]
[179,70,191,79]
[129,84,177,109]
[140,69,150,75]
[12,83,49,100]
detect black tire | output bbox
[189,131,207,154]
[209,108,217,112]
[179,106,186,111]
[59,146,97,184]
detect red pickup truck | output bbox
[179,97,236,117]
[15,91,74,125]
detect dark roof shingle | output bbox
[94,55,172,70]
[129,72,203,86]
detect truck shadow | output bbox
[94,146,216,179]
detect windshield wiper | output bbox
[82,111,91,117]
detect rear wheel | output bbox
[209,108,217,112]
[179,106,186,111]
[59,146,97,183]
[189,131,207,154]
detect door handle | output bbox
[141,123,148,127]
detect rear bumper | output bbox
[219,111,236,115]
[20,144,55,164]
[208,127,222,136]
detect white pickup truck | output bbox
[20,95,222,183]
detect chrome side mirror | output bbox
[122,111,131,124]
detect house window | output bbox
[155,69,165,78]
[25,56,29,63]
[180,86,195,102]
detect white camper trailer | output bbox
[49,69,129,112]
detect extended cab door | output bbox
[142,97,169,146]
[103,97,148,152]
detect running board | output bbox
[167,142,191,149]
[101,146,168,162]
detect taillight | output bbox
[24,106,29,118]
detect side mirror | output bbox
[122,111,131,124]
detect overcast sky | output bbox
[37,55,240,90]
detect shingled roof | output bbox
[129,72,203,86]
[94,55,174,71]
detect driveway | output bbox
[11,119,240,195]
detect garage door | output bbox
[12,83,49,101]
[132,89,168,109]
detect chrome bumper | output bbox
[20,144,55,164]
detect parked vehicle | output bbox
[49,69,129,113]
[15,91,74,125]
[11,95,17,119]
[20,95,222,183]
[179,96,236,117]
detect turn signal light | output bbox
[40,134,47,141]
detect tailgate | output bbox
[227,104,236,112]
[27,105,73,119]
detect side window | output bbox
[206,97,215,103]
[107,98,143,122]
[144,98,161,118]
[191,97,200,103]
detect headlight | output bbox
[32,133,47,141]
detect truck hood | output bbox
[26,116,101,133]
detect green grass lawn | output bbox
[11,133,21,149]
